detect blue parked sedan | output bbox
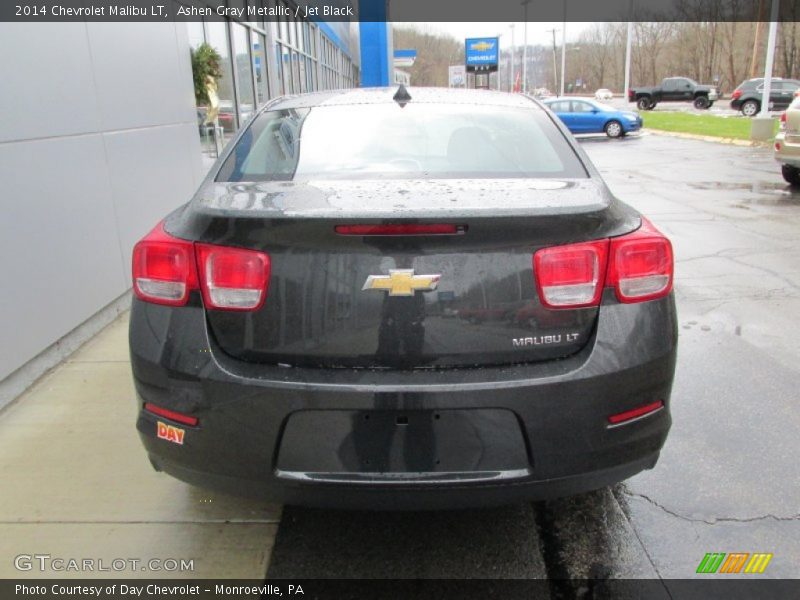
[543,97,642,138]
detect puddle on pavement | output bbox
[689,181,800,207]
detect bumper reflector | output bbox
[144,403,199,426]
[608,400,664,425]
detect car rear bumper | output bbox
[129,292,678,509]
[775,132,800,167]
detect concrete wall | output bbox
[0,23,203,384]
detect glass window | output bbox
[547,101,570,113]
[306,56,315,91]
[274,43,285,96]
[287,14,295,46]
[217,104,587,182]
[232,24,255,123]
[279,16,288,42]
[187,22,205,49]
[292,50,301,92]
[252,31,269,104]
[298,54,307,93]
[281,44,292,93]
[570,101,594,113]
[296,20,305,52]
[205,22,236,135]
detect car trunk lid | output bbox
[168,178,639,369]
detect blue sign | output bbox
[465,37,499,71]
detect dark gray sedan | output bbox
[129,87,677,509]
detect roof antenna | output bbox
[393,84,412,108]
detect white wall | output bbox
[0,23,203,382]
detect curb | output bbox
[645,128,771,147]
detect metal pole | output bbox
[759,0,780,116]
[496,33,504,91]
[549,28,558,93]
[624,21,633,104]
[560,22,566,95]
[510,24,516,92]
[522,1,529,93]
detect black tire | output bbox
[693,96,710,109]
[741,100,760,117]
[782,164,800,186]
[637,96,653,110]
[708,102,715,108]
[605,120,624,138]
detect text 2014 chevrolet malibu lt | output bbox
[129,87,677,509]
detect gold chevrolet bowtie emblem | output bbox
[471,41,494,51]
[362,269,441,297]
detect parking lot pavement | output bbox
[265,134,800,583]
[579,134,800,580]
[0,314,281,579]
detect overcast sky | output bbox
[395,22,594,48]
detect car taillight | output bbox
[627,89,634,100]
[607,218,673,303]
[132,223,197,306]
[196,244,270,310]
[132,222,270,311]
[780,111,787,130]
[731,89,742,100]
[533,241,608,308]
[533,218,673,308]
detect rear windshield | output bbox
[216,103,587,181]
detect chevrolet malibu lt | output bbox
[129,87,677,509]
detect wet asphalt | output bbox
[265,133,800,585]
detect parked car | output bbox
[595,88,614,101]
[129,87,676,509]
[628,77,718,110]
[730,77,800,117]
[543,97,642,138]
[532,87,553,99]
[774,97,800,185]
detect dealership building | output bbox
[0,3,392,405]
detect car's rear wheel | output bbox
[637,97,653,110]
[782,164,800,186]
[605,120,623,138]
[741,100,760,117]
[693,96,710,109]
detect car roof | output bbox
[263,87,542,112]
[543,96,596,102]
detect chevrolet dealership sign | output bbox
[465,37,499,73]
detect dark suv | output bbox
[730,78,800,117]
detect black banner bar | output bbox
[2,579,800,600]
[1,0,800,23]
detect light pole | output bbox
[560,26,567,96]
[522,1,531,93]
[624,21,633,104]
[547,28,559,94]
[496,32,504,91]
[509,24,516,92]
[759,0,779,117]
